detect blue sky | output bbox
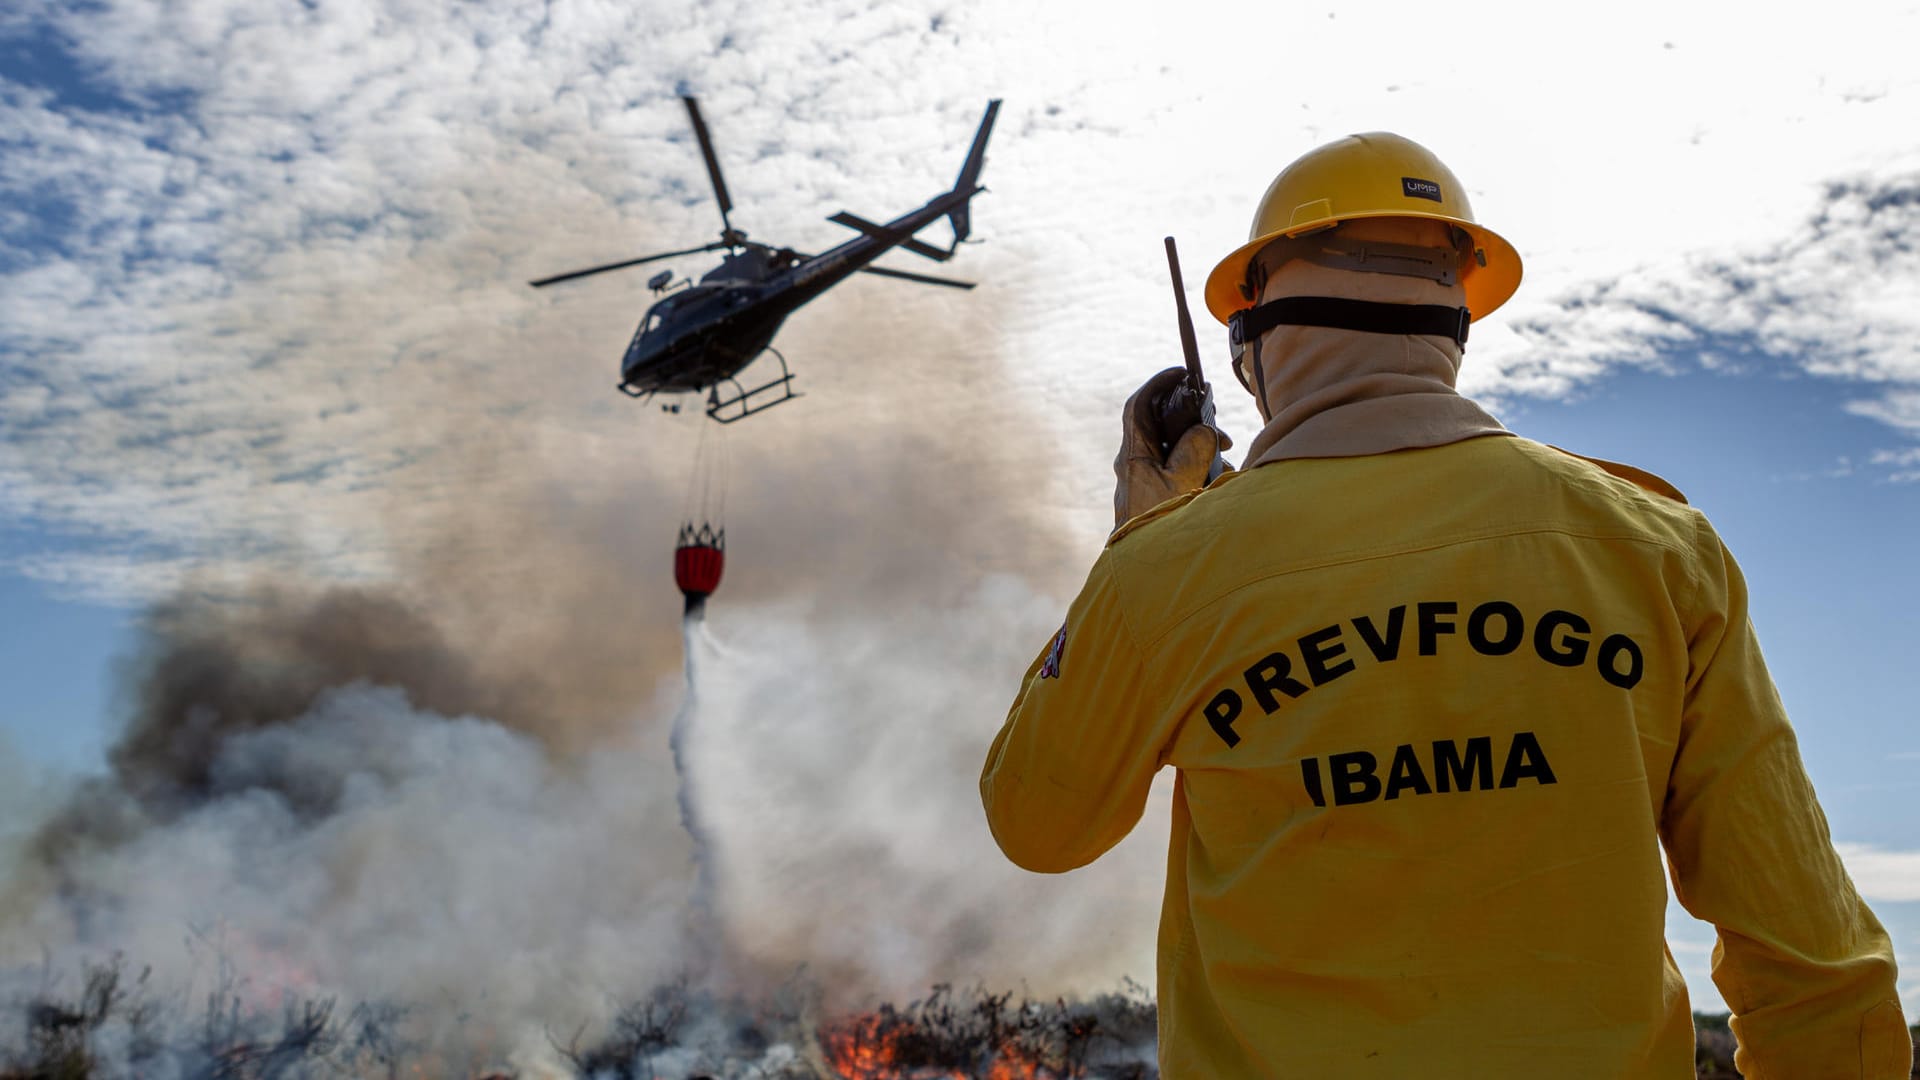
[2,0,1917,1028]
[0,553,130,770]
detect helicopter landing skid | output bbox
[706,348,802,424]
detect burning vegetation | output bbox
[5,957,1896,1078]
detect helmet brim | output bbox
[1204,212,1522,326]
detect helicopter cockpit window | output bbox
[640,287,714,338]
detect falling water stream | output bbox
[673,610,726,978]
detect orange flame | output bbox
[820,1010,1067,1080]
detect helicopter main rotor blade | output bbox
[682,96,735,238]
[858,265,977,290]
[528,242,725,288]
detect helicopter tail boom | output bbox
[947,99,1001,244]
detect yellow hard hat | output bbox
[1203,132,1521,325]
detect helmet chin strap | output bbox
[1230,297,1471,421]
[1232,296,1471,350]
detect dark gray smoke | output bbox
[108,588,533,817]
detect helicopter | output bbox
[531,97,1002,423]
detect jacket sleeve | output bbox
[980,552,1170,874]
[1662,515,1910,1078]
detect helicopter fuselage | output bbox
[618,180,982,401]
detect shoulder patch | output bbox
[1038,623,1067,679]
[1549,447,1688,504]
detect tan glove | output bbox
[1114,367,1234,528]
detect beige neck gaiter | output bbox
[1238,255,1511,469]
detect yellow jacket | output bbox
[982,436,1908,1078]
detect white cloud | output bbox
[1864,442,1920,482]
[1490,175,1920,424]
[1836,842,1920,903]
[1854,392,1920,434]
[1,0,1918,597]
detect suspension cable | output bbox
[680,414,729,534]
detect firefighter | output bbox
[981,133,1910,1077]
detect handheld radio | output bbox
[1155,236,1227,482]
